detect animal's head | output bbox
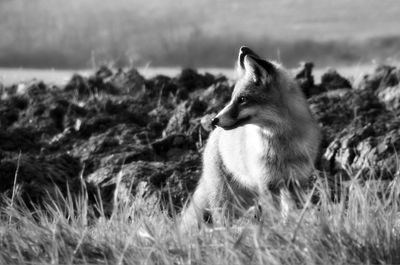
[212,46,296,131]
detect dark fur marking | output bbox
[253,67,261,86]
[239,52,246,69]
[229,102,239,119]
[240,46,261,58]
[253,57,276,75]
[219,116,251,131]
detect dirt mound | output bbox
[295,63,352,98]
[309,66,400,181]
[1,64,399,213]
[0,154,94,207]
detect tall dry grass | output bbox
[1,172,400,265]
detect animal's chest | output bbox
[218,125,279,190]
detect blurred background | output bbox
[1,0,400,70]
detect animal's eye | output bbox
[238,96,248,104]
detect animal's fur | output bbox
[180,46,320,230]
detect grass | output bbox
[1,171,400,265]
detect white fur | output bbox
[218,125,270,192]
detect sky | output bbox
[0,0,399,68]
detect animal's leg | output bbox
[180,178,210,231]
[180,130,225,230]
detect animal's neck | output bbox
[248,126,286,160]
[257,124,293,146]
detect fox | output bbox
[180,46,321,230]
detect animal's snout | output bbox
[211,117,219,128]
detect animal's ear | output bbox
[243,55,275,85]
[237,46,261,71]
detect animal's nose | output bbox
[211,117,219,128]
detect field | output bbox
[0,67,233,86]
[0,63,384,87]
[1,1,400,264]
